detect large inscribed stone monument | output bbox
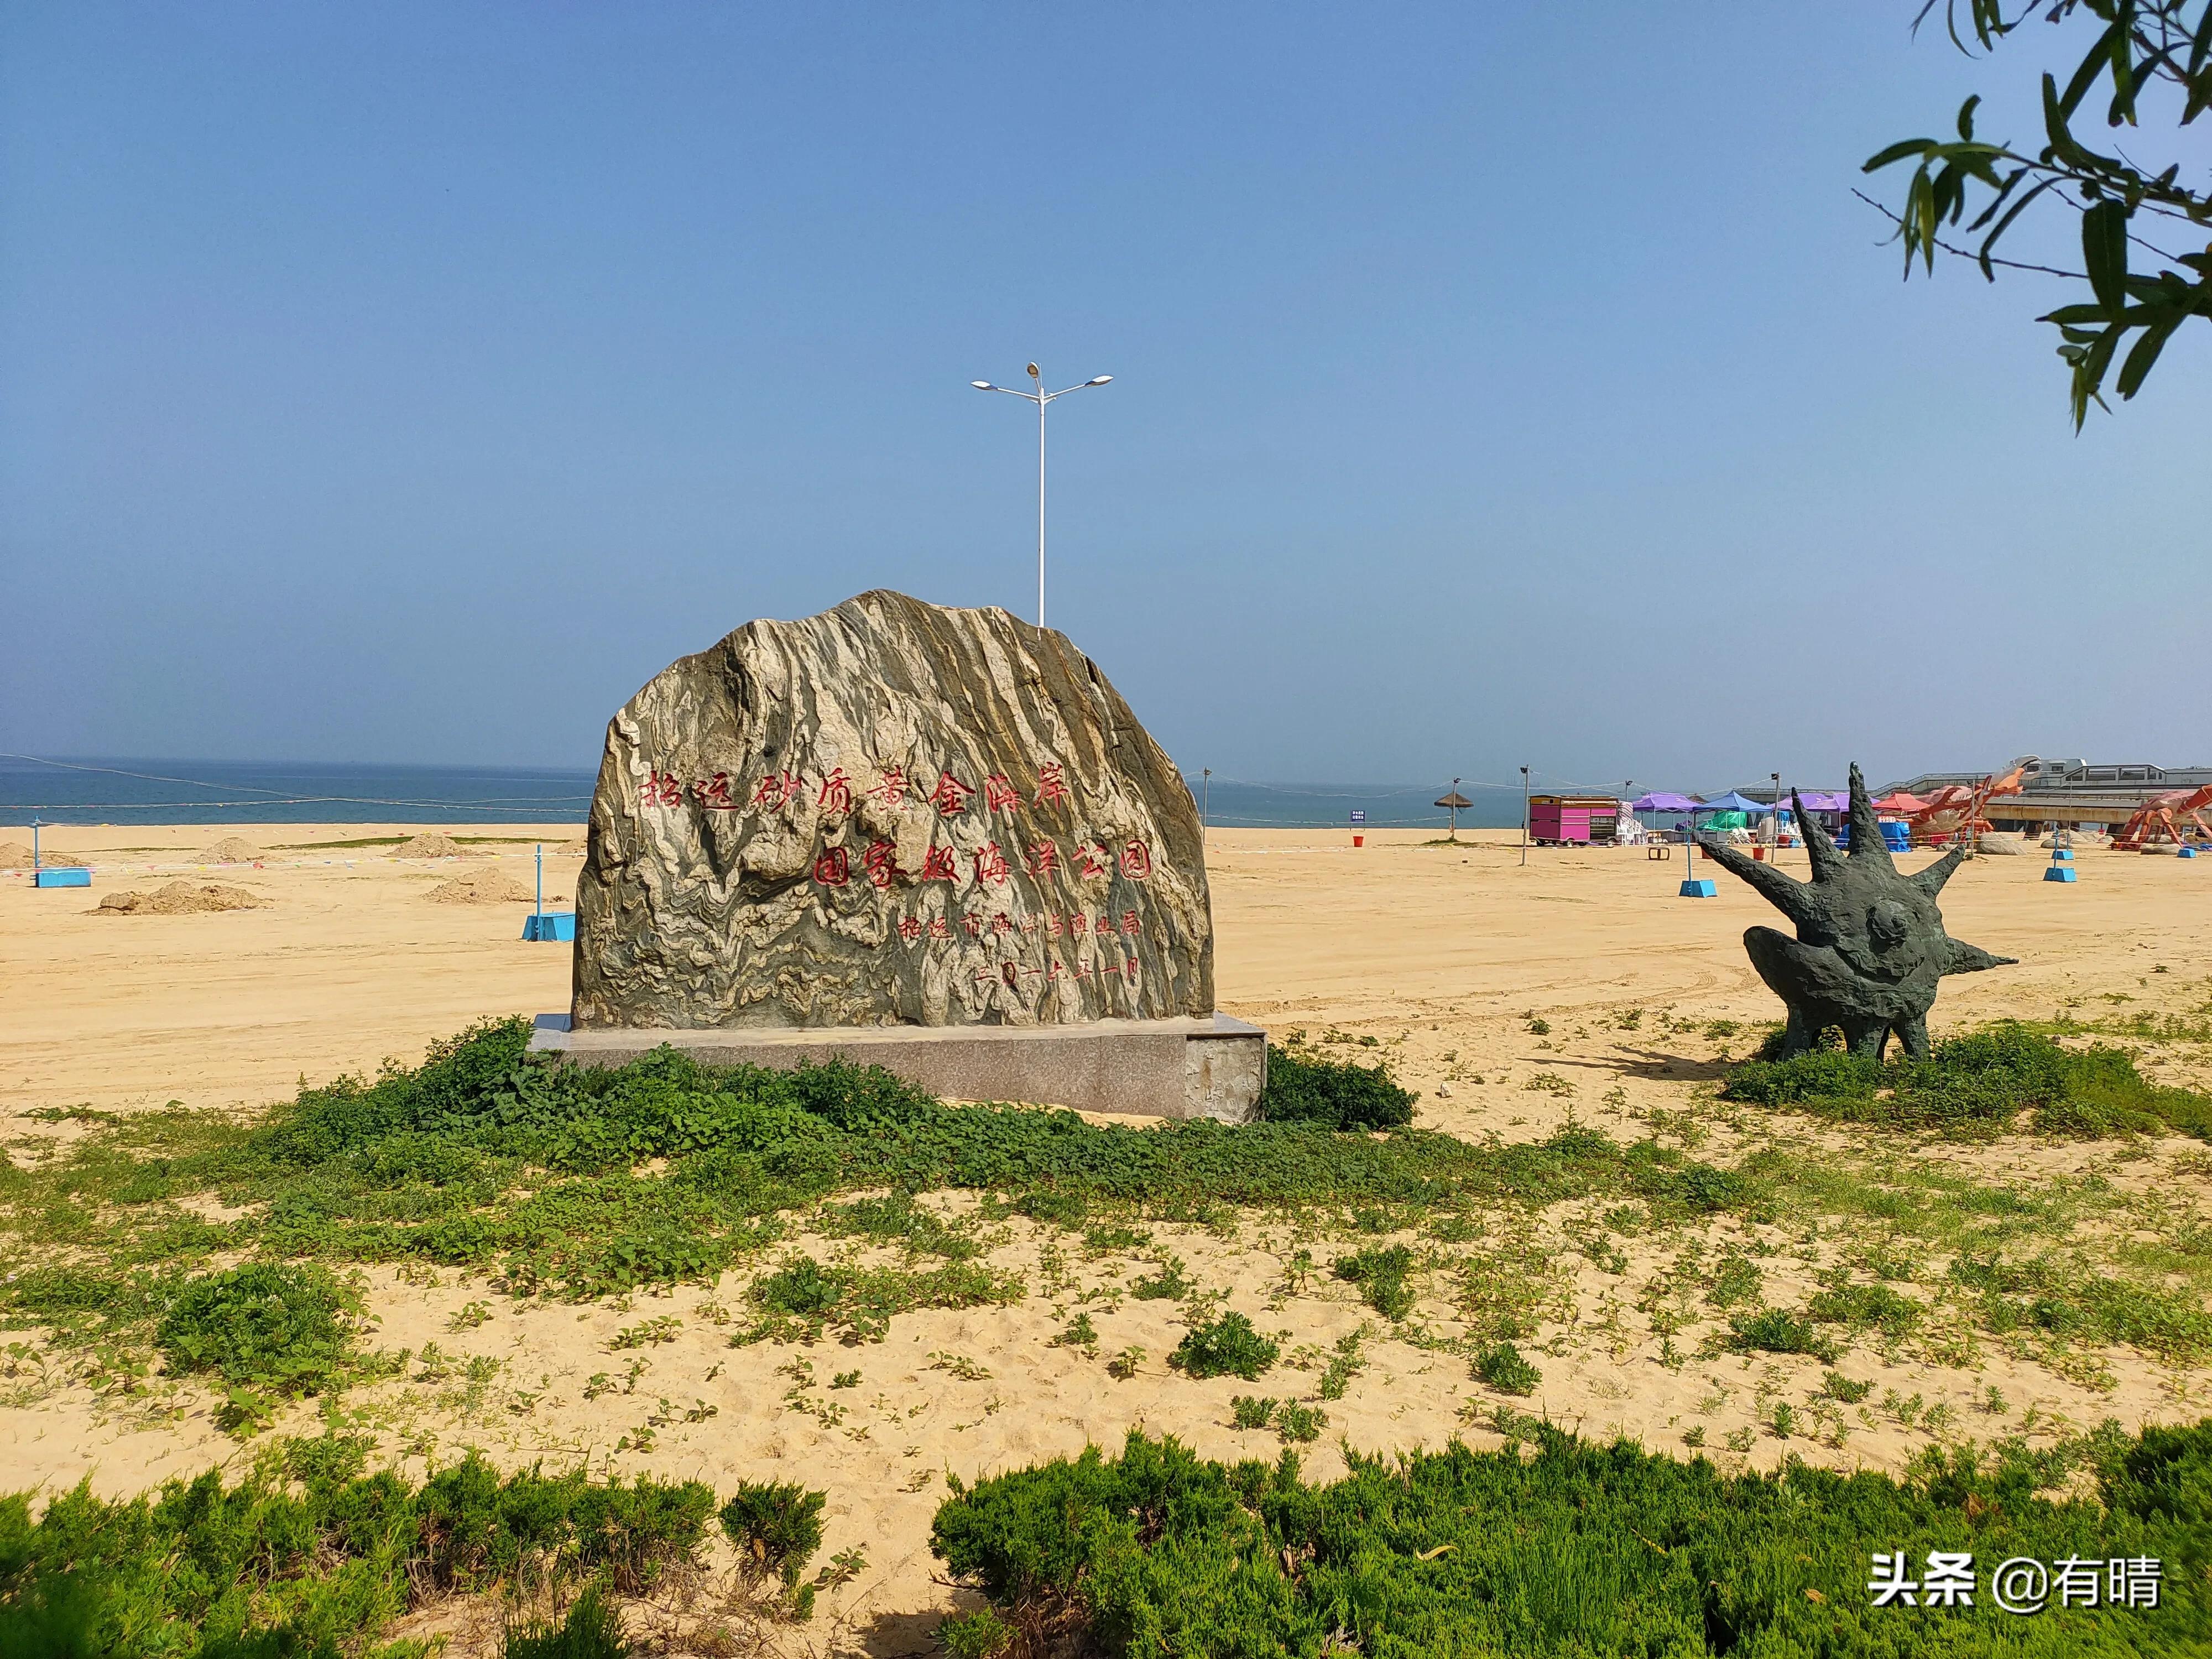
[546,591,1259,1118]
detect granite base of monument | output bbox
[528,1013,1267,1124]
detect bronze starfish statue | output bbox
[1697,764,2013,1060]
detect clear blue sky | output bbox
[3,4,2204,792]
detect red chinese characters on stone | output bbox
[1034,761,1072,807]
[693,771,736,810]
[1119,839,1153,879]
[817,768,855,816]
[920,846,958,881]
[871,765,909,808]
[991,912,1014,936]
[812,847,850,886]
[928,770,974,815]
[1121,910,1141,935]
[1024,841,1058,878]
[984,773,1020,813]
[1076,842,1110,878]
[897,916,923,942]
[1045,913,1063,938]
[751,771,801,809]
[927,916,951,940]
[963,913,984,937]
[973,842,1010,886]
[863,839,902,890]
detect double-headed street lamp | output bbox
[969,363,1112,629]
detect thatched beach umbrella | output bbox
[1436,781,1473,839]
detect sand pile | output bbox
[95,881,268,916]
[0,843,86,869]
[390,832,484,860]
[194,837,264,864]
[425,867,541,905]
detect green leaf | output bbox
[2058,19,2127,122]
[1955,94,1981,142]
[2114,314,2181,400]
[2081,199,2130,311]
[1973,175,2056,279]
[2042,72,2086,165]
[2105,14,2137,127]
[1863,139,1938,173]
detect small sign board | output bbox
[1349,810,1365,826]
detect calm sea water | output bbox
[0,755,599,826]
[1,755,1546,831]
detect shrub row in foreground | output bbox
[932,1420,2212,1657]
[0,1435,831,1656]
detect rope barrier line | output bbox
[4,799,590,813]
[0,753,592,814]
[6,753,1627,820]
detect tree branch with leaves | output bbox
[1864,0,2211,425]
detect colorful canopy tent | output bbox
[1632,792,1699,812]
[1694,791,1772,815]
[1874,791,1928,814]
[1794,791,1849,814]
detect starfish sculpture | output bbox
[1697,764,2013,1060]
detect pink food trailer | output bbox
[1529,795,1620,847]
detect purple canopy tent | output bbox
[1631,791,1699,813]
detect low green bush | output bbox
[1230,1395,1277,1429]
[742,1253,1021,1345]
[1728,1307,1840,1364]
[504,1588,630,1659]
[1707,1254,1762,1308]
[1723,1022,2212,1140]
[1474,1340,1541,1395]
[1332,1245,1416,1318]
[1806,1279,1924,1340]
[930,1421,2212,1656]
[0,1439,724,1657]
[1256,1045,1416,1130]
[719,1480,826,1586]
[154,1261,359,1398]
[1272,1401,1326,1443]
[1168,1312,1278,1380]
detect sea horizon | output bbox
[0,754,1563,831]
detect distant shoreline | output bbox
[2,755,1551,831]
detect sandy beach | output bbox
[3,822,2209,1648]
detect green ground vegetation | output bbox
[0,1019,1760,1401]
[930,1420,2212,1657]
[0,1431,819,1657]
[1,1015,2208,1448]
[1723,1023,2212,1140]
[1255,1043,1415,1129]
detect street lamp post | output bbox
[969,364,1113,629]
[1520,766,1530,866]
